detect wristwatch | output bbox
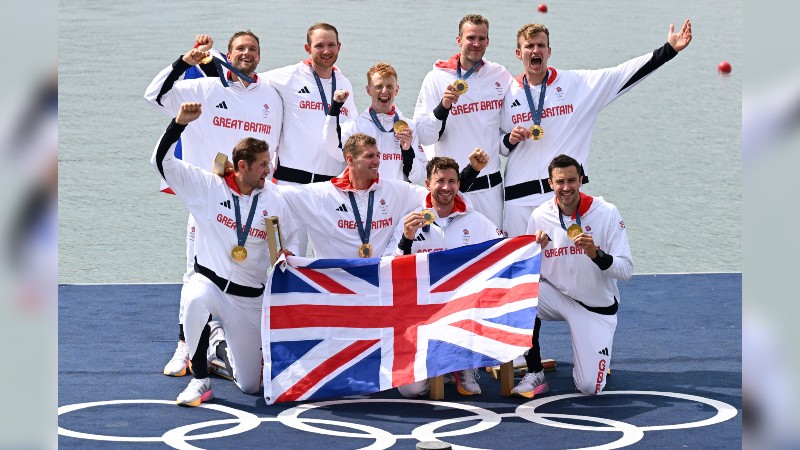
[593,249,606,260]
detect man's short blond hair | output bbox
[343,133,377,159]
[517,23,550,48]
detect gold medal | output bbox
[529,124,544,140]
[566,224,583,240]
[453,79,469,95]
[358,243,373,258]
[393,120,409,133]
[199,54,213,65]
[231,245,248,261]
[421,209,436,225]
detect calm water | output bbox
[58,0,741,283]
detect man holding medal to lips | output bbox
[413,14,513,229]
[152,102,298,407]
[510,154,632,398]
[499,20,693,238]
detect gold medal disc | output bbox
[231,245,248,261]
[566,224,583,240]
[529,124,544,140]
[454,79,469,95]
[393,120,409,133]
[199,54,213,65]
[358,243,373,258]
[421,209,436,225]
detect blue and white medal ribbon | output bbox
[522,73,547,140]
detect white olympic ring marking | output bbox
[58,391,738,449]
[57,400,259,443]
[279,399,501,450]
[163,417,395,450]
[516,390,739,432]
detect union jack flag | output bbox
[261,236,541,404]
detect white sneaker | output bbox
[455,369,482,395]
[176,378,213,407]
[512,370,549,398]
[163,341,190,377]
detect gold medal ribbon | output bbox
[522,73,548,139]
[310,63,336,115]
[347,190,375,258]
[231,193,260,262]
[558,196,583,239]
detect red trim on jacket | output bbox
[302,59,340,72]
[434,53,487,72]
[425,193,467,213]
[227,71,258,82]
[224,171,242,195]
[369,105,396,116]
[514,68,557,87]
[331,168,379,192]
[554,192,594,219]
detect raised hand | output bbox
[176,102,202,125]
[468,147,489,172]
[668,19,692,52]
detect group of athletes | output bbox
[144,14,693,407]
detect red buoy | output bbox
[717,61,732,74]
[538,3,548,13]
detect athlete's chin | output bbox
[317,56,338,68]
[435,194,454,205]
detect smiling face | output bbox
[548,164,582,215]
[426,167,460,209]
[366,72,398,115]
[516,31,551,84]
[305,28,340,72]
[227,35,260,76]
[239,151,270,192]
[456,22,489,68]
[347,144,381,183]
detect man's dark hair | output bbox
[232,137,269,170]
[307,23,339,44]
[228,30,260,54]
[548,154,583,179]
[426,156,460,180]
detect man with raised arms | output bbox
[500,20,693,237]
[144,31,283,379]
[151,102,298,406]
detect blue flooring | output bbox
[59,273,741,449]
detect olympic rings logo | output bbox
[58,391,738,449]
